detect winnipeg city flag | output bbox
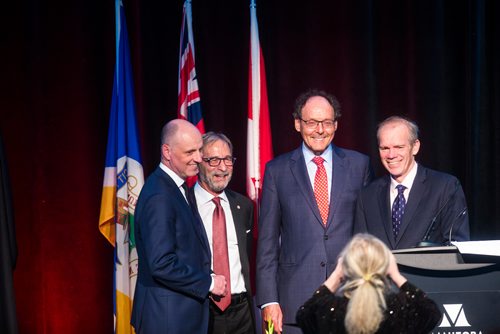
[99,1,144,333]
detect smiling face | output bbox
[294,96,338,155]
[198,139,233,195]
[378,121,420,183]
[161,120,203,180]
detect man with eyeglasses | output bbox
[256,89,373,334]
[189,132,256,334]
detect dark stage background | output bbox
[1,0,499,332]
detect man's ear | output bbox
[294,118,301,132]
[162,143,170,160]
[412,139,420,156]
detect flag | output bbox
[178,0,205,133]
[0,132,18,334]
[99,1,144,333]
[247,0,273,207]
[247,0,273,290]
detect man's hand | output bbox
[262,304,283,333]
[210,274,227,296]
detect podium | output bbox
[393,243,500,333]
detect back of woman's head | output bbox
[340,234,392,334]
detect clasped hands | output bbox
[210,274,228,297]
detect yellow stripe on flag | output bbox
[99,185,117,246]
[116,289,135,334]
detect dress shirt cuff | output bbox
[209,274,215,292]
[261,302,279,309]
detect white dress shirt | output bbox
[194,183,246,294]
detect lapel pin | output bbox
[237,205,241,209]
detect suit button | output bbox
[323,235,328,240]
[320,262,326,267]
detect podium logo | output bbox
[439,304,471,327]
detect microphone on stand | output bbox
[445,207,468,246]
[417,183,459,248]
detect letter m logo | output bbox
[439,304,471,327]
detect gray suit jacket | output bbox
[354,164,470,249]
[256,144,372,325]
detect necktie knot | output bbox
[312,156,325,166]
[212,196,221,206]
[396,184,406,195]
[181,182,189,194]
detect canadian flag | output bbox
[247,0,273,287]
[247,0,273,208]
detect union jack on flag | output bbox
[178,0,205,133]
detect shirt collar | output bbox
[302,143,333,165]
[390,162,419,190]
[159,162,185,188]
[194,181,228,205]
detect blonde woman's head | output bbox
[340,234,392,334]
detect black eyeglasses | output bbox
[202,156,236,167]
[299,118,336,129]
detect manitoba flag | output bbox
[178,0,205,133]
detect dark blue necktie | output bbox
[392,184,406,239]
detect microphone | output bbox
[417,182,459,247]
[446,207,467,246]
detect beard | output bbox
[199,170,232,193]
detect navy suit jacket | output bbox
[131,167,212,333]
[354,164,470,249]
[256,144,372,326]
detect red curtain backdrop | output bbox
[1,0,499,332]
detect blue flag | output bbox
[99,1,144,333]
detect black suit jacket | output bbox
[354,164,470,249]
[188,187,255,304]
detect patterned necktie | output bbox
[312,156,329,225]
[211,197,231,311]
[392,184,406,239]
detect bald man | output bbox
[131,119,227,333]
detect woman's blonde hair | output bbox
[340,234,392,334]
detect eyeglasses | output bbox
[299,118,336,129]
[202,156,236,167]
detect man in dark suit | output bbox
[190,132,256,334]
[131,119,227,333]
[354,116,470,249]
[256,89,373,334]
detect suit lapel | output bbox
[225,190,253,294]
[328,145,347,227]
[186,187,212,259]
[289,148,324,226]
[226,191,248,257]
[378,177,396,249]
